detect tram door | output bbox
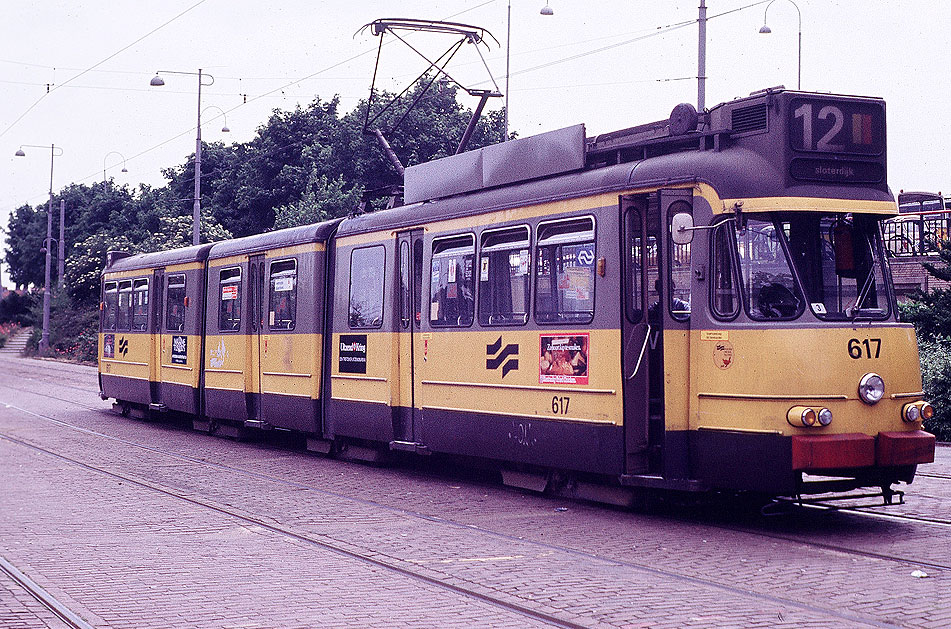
[247,254,266,422]
[393,229,423,444]
[621,196,652,474]
[150,268,164,405]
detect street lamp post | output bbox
[102,151,129,192]
[759,0,802,90]
[14,143,63,354]
[504,2,554,140]
[150,69,215,246]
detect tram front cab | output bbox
[689,203,936,496]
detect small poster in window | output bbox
[221,285,238,300]
[103,334,115,358]
[480,257,489,282]
[539,334,589,385]
[273,277,294,292]
[577,245,596,267]
[519,250,529,276]
[171,335,188,364]
[448,258,457,283]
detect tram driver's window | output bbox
[165,273,186,332]
[535,216,596,324]
[131,278,150,331]
[668,202,691,321]
[479,226,530,325]
[268,259,297,330]
[711,221,740,319]
[103,282,118,330]
[117,280,133,331]
[219,267,242,332]
[430,234,475,327]
[349,246,385,328]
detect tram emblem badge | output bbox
[486,336,519,378]
[118,337,129,357]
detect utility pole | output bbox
[698,0,707,111]
[57,199,65,291]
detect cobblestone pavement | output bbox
[1,355,950,628]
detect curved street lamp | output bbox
[14,143,64,354]
[759,0,802,90]
[201,105,231,133]
[103,151,129,192]
[150,69,216,246]
[505,2,554,139]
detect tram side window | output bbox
[349,246,385,328]
[268,259,297,330]
[625,210,644,322]
[430,235,475,327]
[165,274,186,332]
[117,280,133,331]
[103,282,118,330]
[399,242,410,329]
[479,226,530,325]
[218,267,242,332]
[535,217,596,324]
[711,222,740,319]
[131,278,149,331]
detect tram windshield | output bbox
[779,213,890,319]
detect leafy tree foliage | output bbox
[901,240,951,440]
[4,82,506,349]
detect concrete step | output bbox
[1,328,33,354]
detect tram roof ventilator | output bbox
[404,86,786,205]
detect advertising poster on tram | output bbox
[539,333,589,385]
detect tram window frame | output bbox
[349,246,386,329]
[667,202,692,322]
[131,278,150,331]
[103,281,118,331]
[710,220,741,320]
[165,273,187,332]
[478,225,531,326]
[218,266,242,332]
[399,241,411,329]
[534,216,596,325]
[625,209,645,323]
[116,280,133,331]
[430,234,476,328]
[268,258,297,331]
[736,217,805,321]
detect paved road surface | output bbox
[1,355,949,628]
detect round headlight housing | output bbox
[817,408,833,426]
[902,403,920,423]
[858,373,885,405]
[921,402,934,420]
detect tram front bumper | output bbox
[791,431,935,471]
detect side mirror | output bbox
[671,212,695,245]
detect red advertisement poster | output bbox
[539,333,589,385]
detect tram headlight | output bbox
[904,401,934,423]
[817,408,833,426]
[902,403,920,423]
[858,373,885,405]
[787,406,817,427]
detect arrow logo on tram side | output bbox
[486,336,519,378]
[118,337,129,357]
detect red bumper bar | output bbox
[792,431,935,471]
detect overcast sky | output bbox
[2,1,949,287]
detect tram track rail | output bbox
[0,378,924,628]
[0,555,94,629]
